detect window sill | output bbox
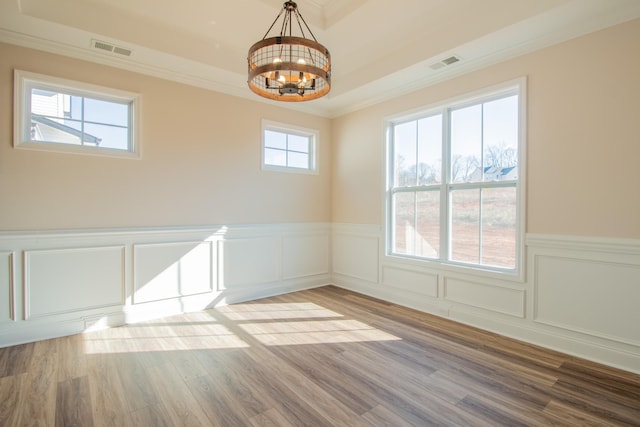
[383,253,525,284]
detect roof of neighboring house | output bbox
[32,114,102,144]
[484,165,516,176]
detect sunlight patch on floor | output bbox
[238,319,401,346]
[217,302,344,321]
[82,301,400,353]
[83,320,249,354]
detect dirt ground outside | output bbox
[393,187,516,269]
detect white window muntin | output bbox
[14,70,141,159]
[262,120,318,174]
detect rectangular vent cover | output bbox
[91,40,132,57]
[429,55,461,70]
[442,55,460,65]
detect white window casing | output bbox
[14,70,141,159]
[262,119,318,174]
[385,78,526,278]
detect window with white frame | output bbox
[387,80,524,273]
[262,120,317,173]
[14,70,140,158]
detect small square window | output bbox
[14,70,141,159]
[262,120,317,174]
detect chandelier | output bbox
[247,1,331,102]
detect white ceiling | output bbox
[2,0,640,117]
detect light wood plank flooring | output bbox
[1,285,639,426]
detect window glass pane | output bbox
[288,134,309,153]
[31,117,82,144]
[264,147,286,166]
[416,191,440,258]
[394,121,417,187]
[451,105,481,183]
[417,115,442,185]
[31,89,61,118]
[69,95,83,120]
[287,151,309,169]
[451,188,480,264]
[393,192,415,255]
[481,187,516,268]
[84,123,129,149]
[84,98,129,126]
[264,130,286,149]
[483,95,519,181]
[30,90,82,122]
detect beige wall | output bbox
[2,18,639,237]
[0,43,331,230]
[331,18,640,239]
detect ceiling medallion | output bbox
[248,1,331,102]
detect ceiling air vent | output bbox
[113,46,132,57]
[91,39,132,57]
[429,55,461,70]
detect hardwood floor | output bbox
[1,285,639,426]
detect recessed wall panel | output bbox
[535,256,640,346]
[444,277,524,317]
[382,265,438,297]
[282,234,330,279]
[332,233,379,283]
[0,252,14,322]
[219,237,280,289]
[133,241,214,304]
[25,246,125,319]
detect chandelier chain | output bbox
[262,8,285,40]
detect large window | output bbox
[14,70,140,158]
[262,120,317,173]
[387,81,524,273]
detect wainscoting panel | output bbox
[218,237,281,289]
[332,229,379,283]
[282,234,330,280]
[382,264,438,298]
[0,223,330,347]
[3,223,638,373]
[0,252,14,323]
[133,241,215,304]
[24,246,125,319]
[534,254,640,347]
[443,277,525,318]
